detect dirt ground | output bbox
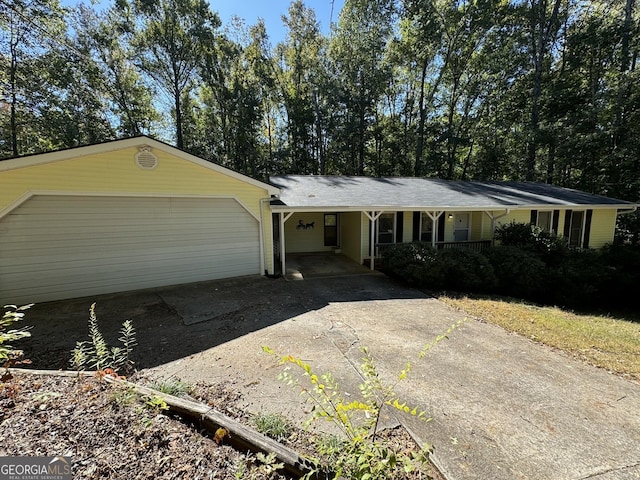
[0,371,441,479]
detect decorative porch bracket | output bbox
[280,212,295,275]
[483,209,510,246]
[364,211,383,270]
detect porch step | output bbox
[284,268,304,281]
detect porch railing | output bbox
[375,240,492,258]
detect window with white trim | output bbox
[537,211,553,232]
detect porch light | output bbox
[448,213,453,219]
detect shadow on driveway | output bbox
[24,273,420,370]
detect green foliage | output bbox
[430,249,497,292]
[382,242,438,284]
[384,233,640,311]
[615,211,640,246]
[2,0,640,205]
[494,221,568,265]
[481,246,546,299]
[254,452,284,476]
[383,243,496,292]
[149,377,193,396]
[144,395,169,412]
[1,304,33,365]
[252,413,291,441]
[110,386,139,409]
[263,324,461,479]
[233,452,284,480]
[545,248,611,308]
[70,303,137,374]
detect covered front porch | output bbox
[272,208,508,275]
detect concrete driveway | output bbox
[25,273,640,480]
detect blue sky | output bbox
[66,0,345,44]
[214,0,344,43]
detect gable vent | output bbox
[135,146,158,170]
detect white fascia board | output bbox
[270,203,636,212]
[0,136,280,196]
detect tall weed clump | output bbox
[1,304,33,366]
[71,303,136,374]
[263,321,461,480]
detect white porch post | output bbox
[280,212,294,275]
[425,211,444,248]
[364,211,383,270]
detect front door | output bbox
[454,213,469,241]
[324,213,338,246]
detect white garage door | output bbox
[0,195,261,304]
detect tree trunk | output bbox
[527,0,563,181]
[312,90,325,175]
[414,60,429,176]
[614,0,635,150]
[9,30,19,158]
[174,78,183,149]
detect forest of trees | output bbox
[1,0,639,205]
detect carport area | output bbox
[284,252,373,279]
[22,274,640,480]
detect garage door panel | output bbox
[2,229,259,257]
[3,240,260,274]
[0,196,261,303]
[5,254,259,293]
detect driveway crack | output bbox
[578,462,640,479]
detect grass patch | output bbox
[251,413,291,441]
[440,295,640,382]
[148,377,193,396]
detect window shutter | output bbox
[582,210,593,248]
[412,212,420,241]
[396,212,404,243]
[563,210,572,238]
[437,214,446,242]
[552,210,560,234]
[530,210,538,225]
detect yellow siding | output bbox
[496,210,530,227]
[471,211,483,240]
[362,213,372,259]
[402,211,413,243]
[482,212,494,238]
[284,212,329,253]
[340,212,362,263]
[587,209,617,248]
[0,146,275,273]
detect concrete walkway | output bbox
[27,274,640,479]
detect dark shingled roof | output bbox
[270,175,635,210]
